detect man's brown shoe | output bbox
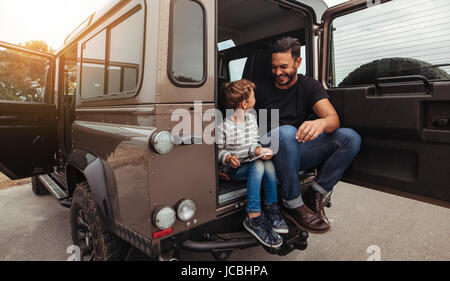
[281,204,330,234]
[303,188,330,223]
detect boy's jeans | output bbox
[264,125,361,209]
[226,160,278,213]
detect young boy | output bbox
[217,79,288,248]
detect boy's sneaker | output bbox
[264,203,289,234]
[243,214,283,248]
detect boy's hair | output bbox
[221,79,256,109]
[270,37,301,59]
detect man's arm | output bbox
[296,99,340,143]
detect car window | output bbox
[298,45,306,76]
[80,5,144,99]
[218,39,235,51]
[108,8,144,94]
[81,30,106,98]
[328,0,450,87]
[169,0,205,86]
[229,58,247,82]
[0,47,51,103]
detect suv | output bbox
[0,0,449,261]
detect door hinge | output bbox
[314,26,323,36]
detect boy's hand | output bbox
[255,147,273,160]
[260,148,273,160]
[226,154,241,168]
[255,146,262,157]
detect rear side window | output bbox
[328,0,450,87]
[169,0,206,86]
[80,5,144,99]
[81,30,106,98]
[229,58,247,82]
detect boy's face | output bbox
[244,89,256,110]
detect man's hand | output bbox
[226,154,240,168]
[296,119,326,143]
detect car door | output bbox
[320,0,450,205]
[0,41,57,179]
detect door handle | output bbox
[432,118,449,128]
[32,135,46,144]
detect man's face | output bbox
[271,51,302,89]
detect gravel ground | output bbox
[0,181,449,261]
[0,172,30,190]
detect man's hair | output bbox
[270,37,301,59]
[221,79,256,109]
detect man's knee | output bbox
[278,125,298,144]
[335,128,361,156]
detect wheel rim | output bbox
[76,209,94,261]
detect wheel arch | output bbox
[65,149,117,229]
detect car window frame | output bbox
[79,3,146,102]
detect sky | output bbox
[0,0,347,51]
[0,0,111,50]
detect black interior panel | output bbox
[329,81,450,203]
[0,103,56,179]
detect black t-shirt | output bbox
[254,74,329,132]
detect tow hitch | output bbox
[181,220,309,260]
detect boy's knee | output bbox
[263,160,275,174]
[250,160,265,175]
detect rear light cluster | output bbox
[152,199,197,239]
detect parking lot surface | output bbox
[0,182,449,261]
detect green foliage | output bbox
[0,40,52,102]
[22,40,55,54]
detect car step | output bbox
[38,175,68,200]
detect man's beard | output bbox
[273,69,297,87]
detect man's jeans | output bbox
[266,125,361,209]
[226,160,278,213]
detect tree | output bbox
[0,40,52,102]
[22,40,55,54]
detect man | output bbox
[254,37,361,233]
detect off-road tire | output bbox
[31,176,50,195]
[339,57,450,87]
[70,182,128,261]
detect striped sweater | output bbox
[216,112,262,165]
